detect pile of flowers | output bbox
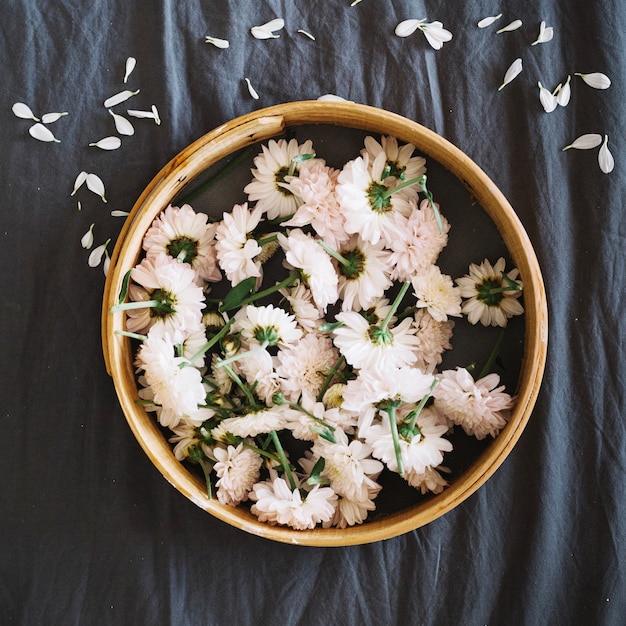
[112,134,524,530]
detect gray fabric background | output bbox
[2,1,625,624]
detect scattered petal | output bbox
[86,173,107,203]
[598,135,614,174]
[77,201,82,211]
[123,57,137,83]
[532,21,554,45]
[395,19,423,38]
[498,58,523,91]
[477,14,502,28]
[104,89,140,108]
[556,76,571,107]
[538,82,557,113]
[41,112,68,123]
[561,134,603,151]
[205,36,230,48]
[109,110,135,135]
[81,223,95,249]
[28,123,60,142]
[297,29,316,40]
[245,77,259,100]
[420,21,453,50]
[12,102,39,121]
[88,238,111,268]
[575,72,611,90]
[127,108,159,123]
[151,105,161,125]
[350,0,363,5]
[111,210,130,217]
[71,171,88,196]
[251,18,284,39]
[496,20,523,33]
[103,251,111,277]
[318,94,350,102]
[89,136,122,150]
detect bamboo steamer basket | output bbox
[102,101,548,546]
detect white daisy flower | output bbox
[282,161,348,249]
[275,332,340,402]
[364,411,452,476]
[126,253,205,336]
[387,198,450,281]
[244,138,319,219]
[412,309,454,369]
[168,422,202,461]
[335,235,393,312]
[210,442,263,506]
[249,473,337,530]
[278,229,339,312]
[342,365,435,433]
[411,264,462,322]
[433,368,515,439]
[329,485,381,528]
[336,153,414,245]
[456,257,524,327]
[233,304,303,347]
[279,282,323,333]
[142,204,221,284]
[237,345,282,405]
[404,464,449,494]
[215,202,264,286]
[135,329,206,417]
[218,406,288,438]
[332,311,421,371]
[361,135,426,187]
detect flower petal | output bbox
[88,239,110,267]
[109,110,135,135]
[556,76,571,107]
[498,58,523,91]
[477,14,502,28]
[598,135,614,174]
[41,112,68,123]
[496,19,523,33]
[103,89,140,108]
[297,29,316,40]
[245,77,259,100]
[71,171,88,196]
[12,102,39,121]
[123,57,136,83]
[205,36,230,48]
[86,173,107,202]
[395,19,422,37]
[81,223,95,249]
[111,210,130,217]
[532,21,554,45]
[151,105,161,125]
[575,72,611,90]
[561,134,603,151]
[421,22,453,50]
[28,123,60,142]
[257,18,284,32]
[317,94,351,102]
[537,82,557,112]
[89,136,122,150]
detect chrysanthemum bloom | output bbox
[135,330,207,417]
[169,422,202,461]
[387,199,450,281]
[411,264,462,322]
[432,368,514,439]
[215,202,264,286]
[233,304,303,347]
[361,135,426,188]
[275,332,339,401]
[218,406,287,438]
[456,257,524,327]
[282,162,348,249]
[244,138,319,219]
[210,443,263,506]
[364,411,453,476]
[411,309,454,370]
[126,253,205,336]
[278,229,339,312]
[332,311,421,371]
[335,235,393,312]
[336,152,415,245]
[404,464,449,495]
[142,203,221,284]
[237,346,281,405]
[328,484,381,528]
[279,282,323,333]
[249,473,338,530]
[342,365,435,433]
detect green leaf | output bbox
[306,457,328,485]
[219,276,257,312]
[117,269,132,304]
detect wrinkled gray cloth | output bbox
[1,1,625,624]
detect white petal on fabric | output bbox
[123,57,136,83]
[575,72,611,90]
[109,110,135,135]
[12,102,39,121]
[477,14,502,28]
[28,123,60,142]
[395,19,422,38]
[245,77,259,100]
[556,77,571,107]
[498,58,523,91]
[103,89,140,108]
[561,134,603,151]
[86,173,107,202]
[41,112,68,123]
[538,82,557,113]
[297,29,316,40]
[598,136,615,174]
[81,224,95,249]
[71,171,88,196]
[496,20,523,33]
[89,136,122,150]
[205,36,230,48]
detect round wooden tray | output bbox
[102,101,548,546]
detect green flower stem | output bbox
[221,362,258,407]
[285,400,336,441]
[387,404,404,476]
[317,355,346,401]
[380,281,411,332]
[238,271,299,308]
[406,379,438,431]
[287,153,316,177]
[381,175,425,199]
[257,233,278,247]
[270,430,297,490]
[114,329,148,341]
[198,456,213,500]
[479,329,507,380]
[186,318,234,364]
[241,440,282,464]
[418,175,443,234]
[179,146,253,205]
[215,341,269,368]
[317,240,351,267]
[110,299,161,313]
